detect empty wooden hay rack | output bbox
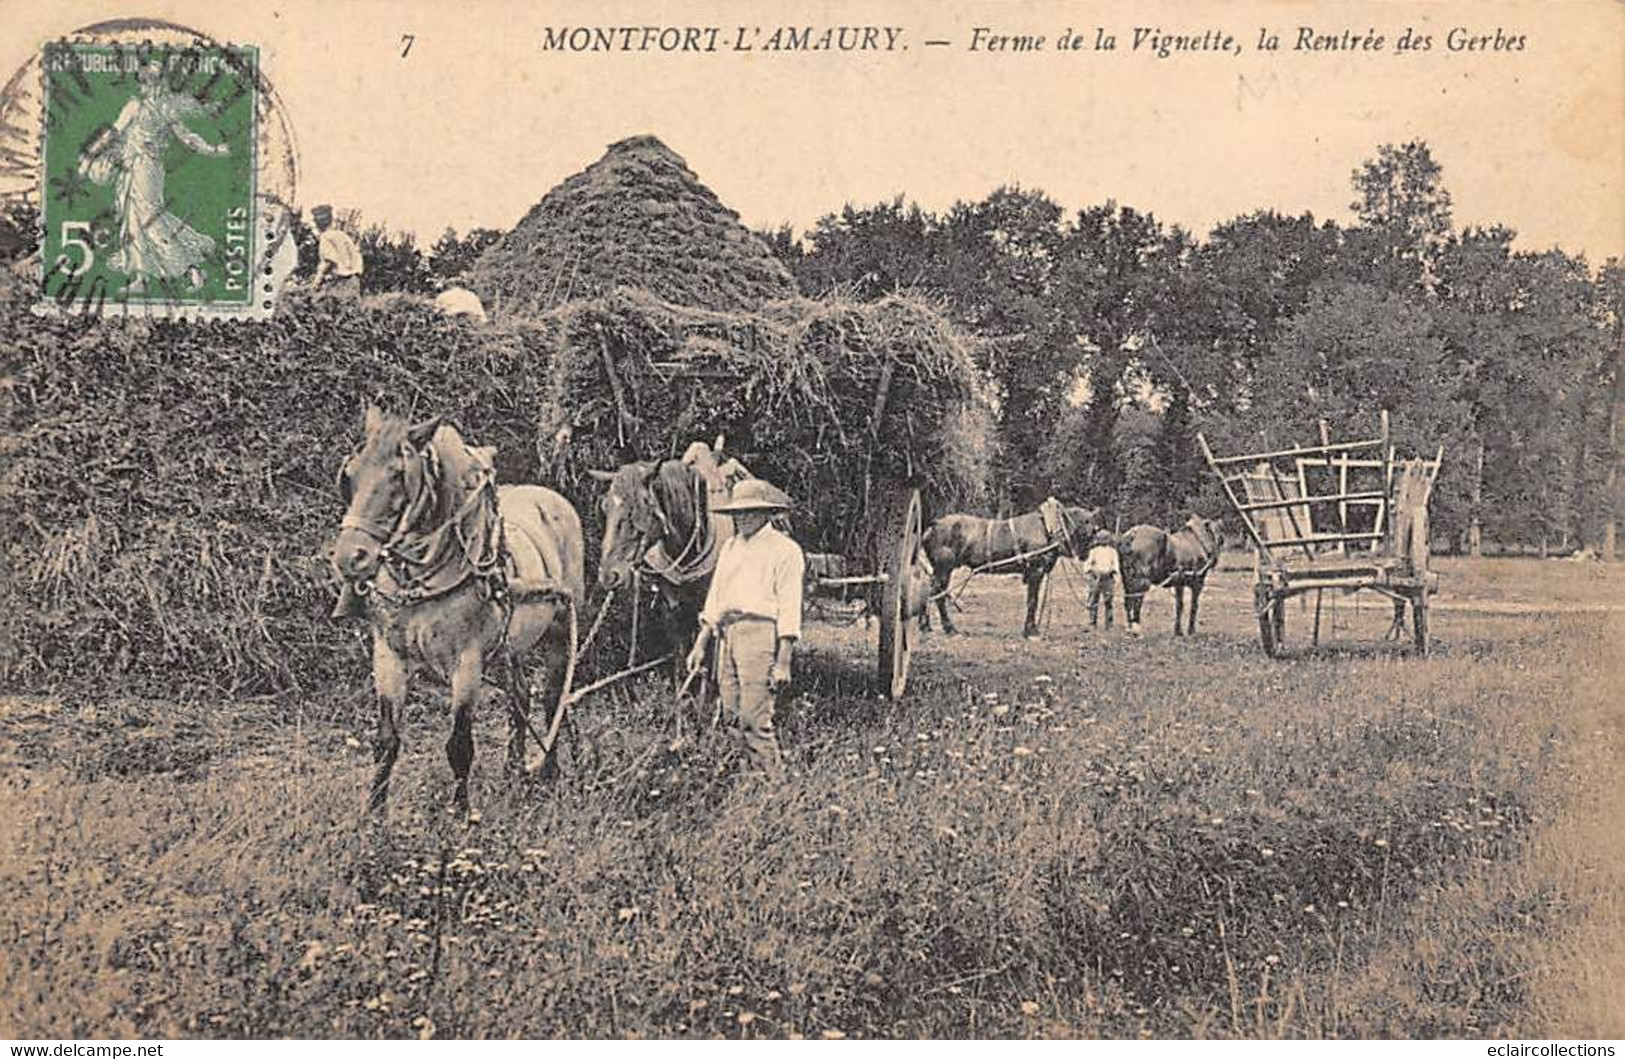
[1198,411,1444,656]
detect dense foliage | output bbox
[767,142,1623,555]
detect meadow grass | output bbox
[1,561,1620,1038]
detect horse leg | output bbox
[1023,571,1042,639]
[1386,599,1407,640]
[1188,581,1203,636]
[933,567,956,634]
[1173,586,1186,637]
[446,647,482,815]
[504,649,531,777]
[368,635,408,816]
[529,633,570,782]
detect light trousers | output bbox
[716,619,783,772]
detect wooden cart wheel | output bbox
[877,487,924,700]
[1256,583,1285,657]
[1411,592,1430,656]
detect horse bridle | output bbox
[339,441,441,556]
[611,467,709,583]
[338,440,506,604]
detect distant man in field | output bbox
[685,479,804,774]
[1081,529,1121,631]
[310,204,363,297]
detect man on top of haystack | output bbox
[310,204,363,298]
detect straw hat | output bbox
[712,478,792,513]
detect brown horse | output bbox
[589,456,732,667]
[920,500,1101,638]
[1119,515,1224,636]
[330,406,585,815]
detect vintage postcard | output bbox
[0,0,1620,1044]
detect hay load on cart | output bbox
[534,287,995,697]
[469,133,995,696]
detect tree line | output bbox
[759,143,1624,559]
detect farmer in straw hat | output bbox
[1081,528,1121,632]
[685,478,804,773]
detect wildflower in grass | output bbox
[1020,1001,1040,1015]
[738,1012,758,1027]
[1014,746,1033,757]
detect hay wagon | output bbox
[539,289,990,700]
[651,362,936,700]
[1198,412,1443,656]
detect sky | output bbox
[3,0,1621,262]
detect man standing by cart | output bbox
[1082,528,1121,632]
[685,479,804,774]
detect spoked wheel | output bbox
[1411,592,1430,656]
[877,487,924,700]
[1256,583,1286,657]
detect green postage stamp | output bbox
[39,41,275,317]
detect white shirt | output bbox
[1082,543,1120,577]
[701,523,805,639]
[318,227,363,277]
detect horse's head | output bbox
[1062,505,1104,555]
[588,461,666,591]
[1186,514,1225,557]
[331,405,442,583]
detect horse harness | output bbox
[1127,522,1220,602]
[637,468,720,587]
[977,501,1080,574]
[342,439,512,609]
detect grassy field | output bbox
[1,558,1621,1039]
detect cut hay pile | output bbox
[0,288,555,698]
[469,135,798,317]
[0,278,992,700]
[537,287,996,559]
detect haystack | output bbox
[469,135,797,316]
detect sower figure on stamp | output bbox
[1082,529,1120,632]
[311,204,363,298]
[684,479,804,774]
[78,59,231,296]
